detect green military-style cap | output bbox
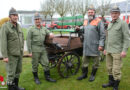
[34,12,42,19]
[88,5,96,13]
[88,5,95,11]
[111,5,120,12]
[9,7,18,15]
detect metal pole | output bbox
[125,0,128,21]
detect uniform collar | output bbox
[34,25,43,29]
[8,21,18,28]
[8,21,21,32]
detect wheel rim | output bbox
[58,52,80,78]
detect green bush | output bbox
[22,28,27,40]
[0,17,10,28]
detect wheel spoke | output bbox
[58,52,80,78]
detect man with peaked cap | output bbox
[0,7,25,90]
[27,12,56,84]
[77,6,105,82]
[102,6,130,90]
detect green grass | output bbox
[22,28,27,40]
[21,28,71,40]
[51,31,70,35]
[1,49,130,90]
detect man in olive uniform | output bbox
[0,8,25,90]
[102,6,130,90]
[77,7,105,82]
[27,13,56,84]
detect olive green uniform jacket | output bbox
[106,18,130,53]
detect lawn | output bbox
[22,28,71,40]
[22,28,27,40]
[0,49,130,90]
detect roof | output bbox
[17,10,42,14]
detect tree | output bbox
[96,0,112,17]
[47,0,56,24]
[77,0,90,18]
[55,0,69,17]
[55,0,70,28]
[0,17,10,28]
[40,1,50,23]
[68,0,78,16]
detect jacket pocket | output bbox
[32,33,39,41]
[8,31,18,41]
[92,41,99,52]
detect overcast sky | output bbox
[0,0,126,19]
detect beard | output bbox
[88,15,95,21]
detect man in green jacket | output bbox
[27,12,56,84]
[102,6,130,90]
[0,8,25,90]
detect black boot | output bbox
[102,75,114,88]
[77,67,88,80]
[13,78,25,90]
[89,68,97,82]
[33,72,41,84]
[44,70,56,82]
[8,85,15,90]
[113,80,120,90]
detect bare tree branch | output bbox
[55,0,69,17]
[96,0,112,17]
[68,0,78,16]
[40,1,50,21]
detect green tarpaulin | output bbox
[57,15,84,26]
[58,15,83,20]
[51,29,75,32]
[57,22,83,26]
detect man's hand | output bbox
[120,51,127,58]
[98,46,103,51]
[75,26,80,31]
[3,58,9,63]
[28,53,32,57]
[103,50,106,55]
[49,33,54,39]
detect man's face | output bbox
[87,9,95,20]
[35,18,41,26]
[111,12,120,21]
[10,14,18,23]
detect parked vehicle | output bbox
[42,22,51,29]
[49,22,71,29]
[98,17,111,29]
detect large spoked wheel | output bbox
[57,52,80,78]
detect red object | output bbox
[0,76,4,82]
[98,17,111,29]
[44,21,71,29]
[123,16,125,20]
[98,17,110,24]
[126,16,129,24]
[122,16,129,24]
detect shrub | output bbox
[0,17,10,28]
